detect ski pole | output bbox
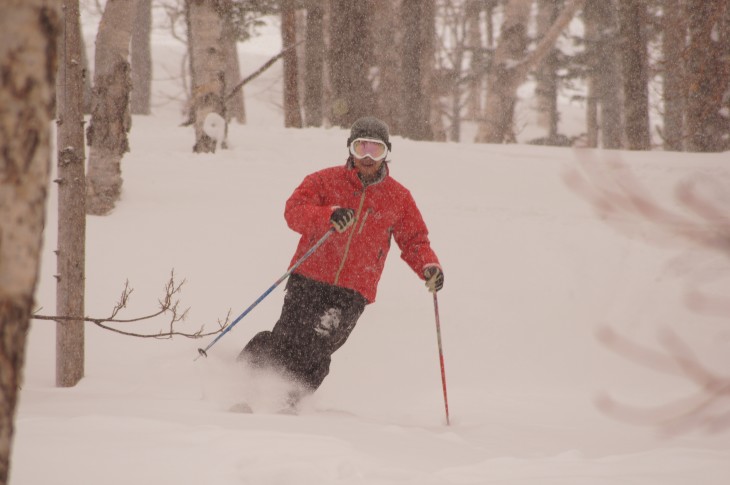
[195,228,335,360]
[433,292,450,425]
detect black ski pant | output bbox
[238,273,367,391]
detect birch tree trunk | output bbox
[56,0,86,388]
[187,0,226,153]
[0,2,59,482]
[86,0,138,215]
[477,0,585,143]
[618,0,651,150]
[221,0,245,124]
[661,0,686,151]
[131,0,152,115]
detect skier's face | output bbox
[353,155,384,182]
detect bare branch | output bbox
[33,270,228,339]
[566,152,730,434]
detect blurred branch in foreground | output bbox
[33,271,231,339]
[564,150,730,435]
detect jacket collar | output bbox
[345,156,389,187]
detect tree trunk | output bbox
[221,0,245,124]
[372,0,402,135]
[86,0,138,215]
[535,0,560,140]
[660,0,686,151]
[401,0,435,141]
[56,0,86,388]
[282,0,302,128]
[329,0,376,128]
[187,0,226,153]
[131,0,152,115]
[303,1,325,127]
[685,0,729,152]
[477,0,584,144]
[618,0,651,150]
[0,3,59,482]
[477,0,531,143]
[584,0,623,149]
[465,0,484,122]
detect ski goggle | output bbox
[349,138,388,162]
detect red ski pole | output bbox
[432,292,450,425]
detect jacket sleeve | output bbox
[392,191,440,278]
[284,172,334,235]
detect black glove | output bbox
[423,266,444,293]
[330,208,355,233]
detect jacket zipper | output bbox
[334,190,367,284]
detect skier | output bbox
[238,116,444,410]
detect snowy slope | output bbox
[11,14,730,485]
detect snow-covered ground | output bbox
[11,13,730,485]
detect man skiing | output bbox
[238,116,444,410]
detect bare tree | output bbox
[56,0,87,388]
[86,0,139,215]
[565,153,730,434]
[0,2,59,482]
[131,0,153,115]
[476,0,585,143]
[187,0,226,153]
[618,0,651,150]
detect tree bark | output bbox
[56,0,86,388]
[535,0,560,140]
[584,0,623,149]
[0,2,59,482]
[401,0,435,141]
[303,1,325,127]
[282,0,302,128]
[329,0,376,128]
[372,0,402,135]
[221,0,245,124]
[685,0,729,152]
[86,0,138,214]
[465,0,484,122]
[477,0,585,143]
[618,0,651,150]
[131,0,152,115]
[187,0,226,152]
[661,0,686,151]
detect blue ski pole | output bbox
[195,228,335,360]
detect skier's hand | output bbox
[423,266,444,293]
[330,208,355,233]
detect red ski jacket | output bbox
[285,163,440,303]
